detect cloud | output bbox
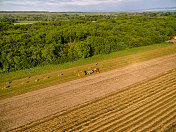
[46,0,140,6]
[45,0,142,12]
[2,0,40,5]
[0,0,175,12]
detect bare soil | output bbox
[0,53,176,131]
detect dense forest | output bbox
[0,13,176,72]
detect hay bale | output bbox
[77,71,86,77]
[3,85,10,89]
[58,73,63,76]
[44,76,50,79]
[26,77,31,79]
[35,79,39,82]
[6,81,12,85]
[74,70,78,73]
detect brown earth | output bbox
[0,53,176,131]
[12,68,176,132]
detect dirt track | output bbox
[0,53,176,131]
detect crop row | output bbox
[13,69,176,131]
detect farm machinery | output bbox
[77,68,99,77]
[86,68,99,75]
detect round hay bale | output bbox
[35,79,39,82]
[44,76,50,79]
[77,71,86,77]
[3,85,10,89]
[6,81,12,85]
[26,77,31,79]
[77,73,80,77]
[74,70,78,73]
[58,73,63,76]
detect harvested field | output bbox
[0,53,176,131]
[13,68,176,132]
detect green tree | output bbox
[75,42,90,58]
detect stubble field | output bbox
[13,68,176,132]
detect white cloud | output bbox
[1,0,141,7]
[47,0,126,6]
[0,0,175,12]
[2,0,41,5]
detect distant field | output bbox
[13,68,176,131]
[0,12,127,16]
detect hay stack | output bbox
[44,76,50,79]
[77,71,86,77]
[35,79,39,82]
[6,81,12,85]
[58,73,63,76]
[2,85,10,90]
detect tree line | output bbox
[0,16,176,72]
[0,11,176,22]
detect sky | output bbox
[0,0,176,12]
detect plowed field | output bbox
[13,68,176,132]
